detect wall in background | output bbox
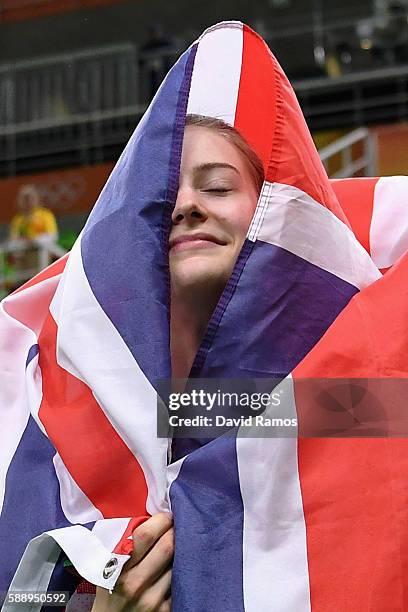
[0,161,114,225]
[0,0,373,78]
[374,123,408,176]
[0,0,127,23]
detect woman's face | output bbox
[169,125,259,296]
[17,186,40,214]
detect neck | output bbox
[170,284,222,380]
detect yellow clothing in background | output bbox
[9,206,58,240]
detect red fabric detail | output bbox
[234,26,347,224]
[271,69,347,222]
[2,273,60,335]
[298,437,408,611]
[77,581,96,594]
[234,25,277,176]
[294,252,408,610]
[112,515,150,555]
[12,253,69,294]
[295,249,408,378]
[38,312,149,518]
[331,177,379,255]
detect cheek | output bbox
[226,199,257,241]
[232,222,250,244]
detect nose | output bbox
[171,188,208,225]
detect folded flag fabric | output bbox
[1,21,408,612]
[332,175,408,273]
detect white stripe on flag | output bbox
[0,272,64,512]
[26,353,47,437]
[3,273,61,335]
[166,455,187,512]
[5,525,129,608]
[237,377,311,612]
[370,176,408,269]
[3,535,61,612]
[5,518,133,605]
[0,301,32,515]
[49,237,169,516]
[91,518,132,553]
[53,453,104,524]
[49,525,128,589]
[187,21,243,125]
[248,182,381,289]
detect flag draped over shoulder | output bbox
[1,21,408,612]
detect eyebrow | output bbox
[193,162,240,176]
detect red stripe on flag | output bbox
[234,25,277,178]
[294,252,408,610]
[331,178,379,255]
[298,437,407,611]
[3,262,67,335]
[112,516,150,556]
[38,312,149,519]
[13,253,69,294]
[233,24,347,221]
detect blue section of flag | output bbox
[176,239,357,454]
[81,45,197,388]
[26,344,39,367]
[0,416,71,592]
[194,239,359,378]
[170,437,245,612]
[170,239,359,608]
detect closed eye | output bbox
[204,188,232,194]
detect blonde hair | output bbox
[185,114,264,194]
[16,184,41,209]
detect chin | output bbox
[170,258,232,294]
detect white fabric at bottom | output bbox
[237,377,311,612]
[3,524,130,612]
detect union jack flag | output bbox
[1,21,408,611]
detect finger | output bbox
[157,598,172,612]
[124,528,174,591]
[126,513,173,568]
[134,569,172,612]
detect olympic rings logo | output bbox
[36,175,87,211]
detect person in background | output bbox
[9,183,58,246]
[139,24,175,101]
[6,184,59,289]
[372,1,408,65]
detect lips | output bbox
[169,233,225,252]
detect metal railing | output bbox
[0,44,182,174]
[0,43,139,127]
[0,241,66,298]
[293,64,408,131]
[0,42,403,175]
[319,127,378,177]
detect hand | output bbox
[92,513,174,611]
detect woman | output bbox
[3,21,407,612]
[169,114,264,381]
[91,114,265,611]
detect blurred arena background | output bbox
[0,0,407,295]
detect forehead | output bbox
[19,186,38,199]
[180,125,248,175]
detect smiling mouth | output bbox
[169,234,225,253]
